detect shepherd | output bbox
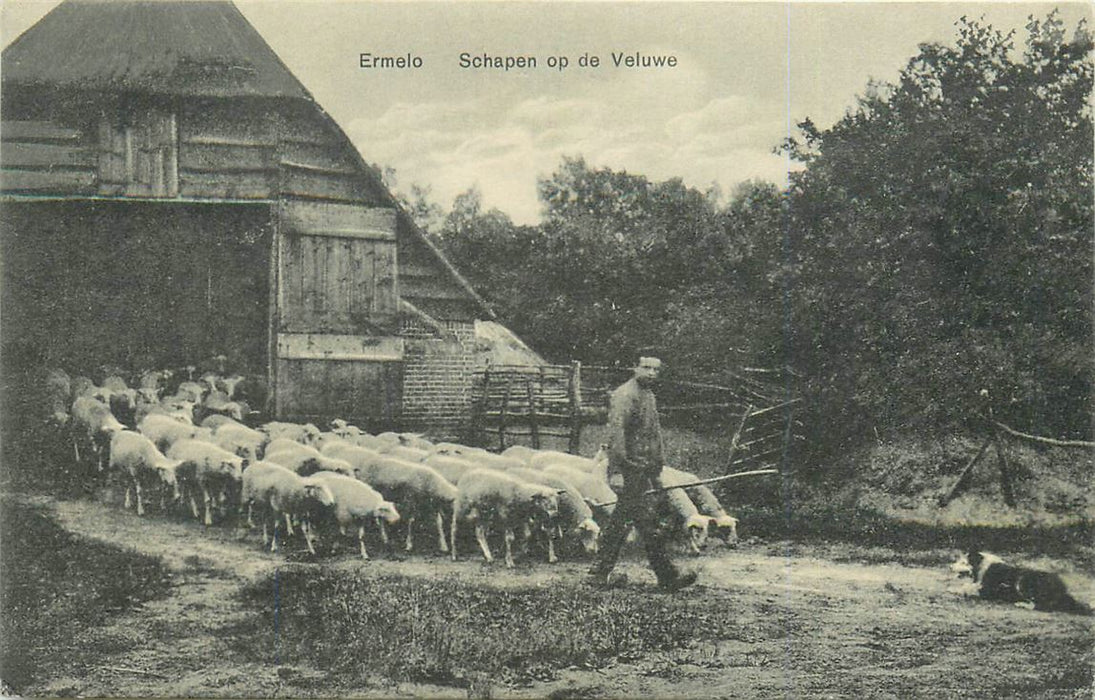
[586,354,698,592]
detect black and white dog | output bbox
[950,550,1092,616]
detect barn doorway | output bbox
[1,200,274,379]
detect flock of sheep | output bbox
[42,366,740,568]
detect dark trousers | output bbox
[589,477,679,584]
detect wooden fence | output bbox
[469,362,802,471]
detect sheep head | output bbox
[375,500,401,525]
[576,518,601,553]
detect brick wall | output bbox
[400,319,476,434]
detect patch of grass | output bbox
[0,499,172,692]
[234,569,781,688]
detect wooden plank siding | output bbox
[276,201,398,333]
[276,357,403,425]
[1,119,98,194]
[274,198,403,424]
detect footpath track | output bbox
[13,493,1095,698]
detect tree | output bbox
[781,12,1093,442]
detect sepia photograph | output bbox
[0,0,1092,697]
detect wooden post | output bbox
[938,436,993,506]
[779,405,795,476]
[993,428,1016,508]
[526,378,540,449]
[567,361,582,454]
[498,375,513,451]
[725,405,753,472]
[471,364,491,445]
[266,206,280,419]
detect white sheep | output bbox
[264,440,353,477]
[200,414,243,431]
[663,466,739,545]
[44,368,71,426]
[423,453,487,486]
[345,432,385,450]
[376,442,431,463]
[240,461,334,554]
[528,445,609,474]
[500,445,539,464]
[137,413,212,454]
[261,421,321,446]
[71,395,126,470]
[541,463,617,520]
[451,469,560,568]
[135,397,196,426]
[508,467,600,558]
[167,439,247,526]
[662,485,714,554]
[309,471,400,560]
[175,381,207,404]
[213,422,268,463]
[326,443,459,553]
[108,430,181,516]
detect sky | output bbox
[2,1,1090,224]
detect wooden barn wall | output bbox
[275,354,403,428]
[0,200,273,376]
[273,199,403,426]
[2,97,392,205]
[0,118,98,195]
[277,201,398,333]
[395,214,479,322]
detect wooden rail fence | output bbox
[470,362,803,470]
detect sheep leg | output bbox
[689,530,702,555]
[202,484,214,526]
[73,438,81,463]
[302,519,317,556]
[450,511,459,561]
[284,512,294,536]
[124,481,132,510]
[270,515,280,553]
[503,527,515,569]
[377,517,390,546]
[404,516,415,552]
[188,488,201,518]
[436,511,449,553]
[475,523,493,563]
[358,524,369,561]
[519,522,531,555]
[547,527,557,564]
[135,479,144,516]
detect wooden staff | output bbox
[590,468,779,508]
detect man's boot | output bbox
[658,569,698,593]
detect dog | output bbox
[950,550,1092,616]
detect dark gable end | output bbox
[2,0,493,430]
[2,0,311,99]
[1,0,492,322]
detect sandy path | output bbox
[18,494,1095,699]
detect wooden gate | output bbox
[272,200,403,425]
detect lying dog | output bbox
[951,550,1092,616]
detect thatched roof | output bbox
[2,0,311,100]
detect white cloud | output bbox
[349,91,794,225]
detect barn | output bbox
[0,0,495,433]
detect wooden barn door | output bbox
[273,201,403,426]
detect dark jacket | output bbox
[605,377,664,486]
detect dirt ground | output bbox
[4,491,1092,699]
